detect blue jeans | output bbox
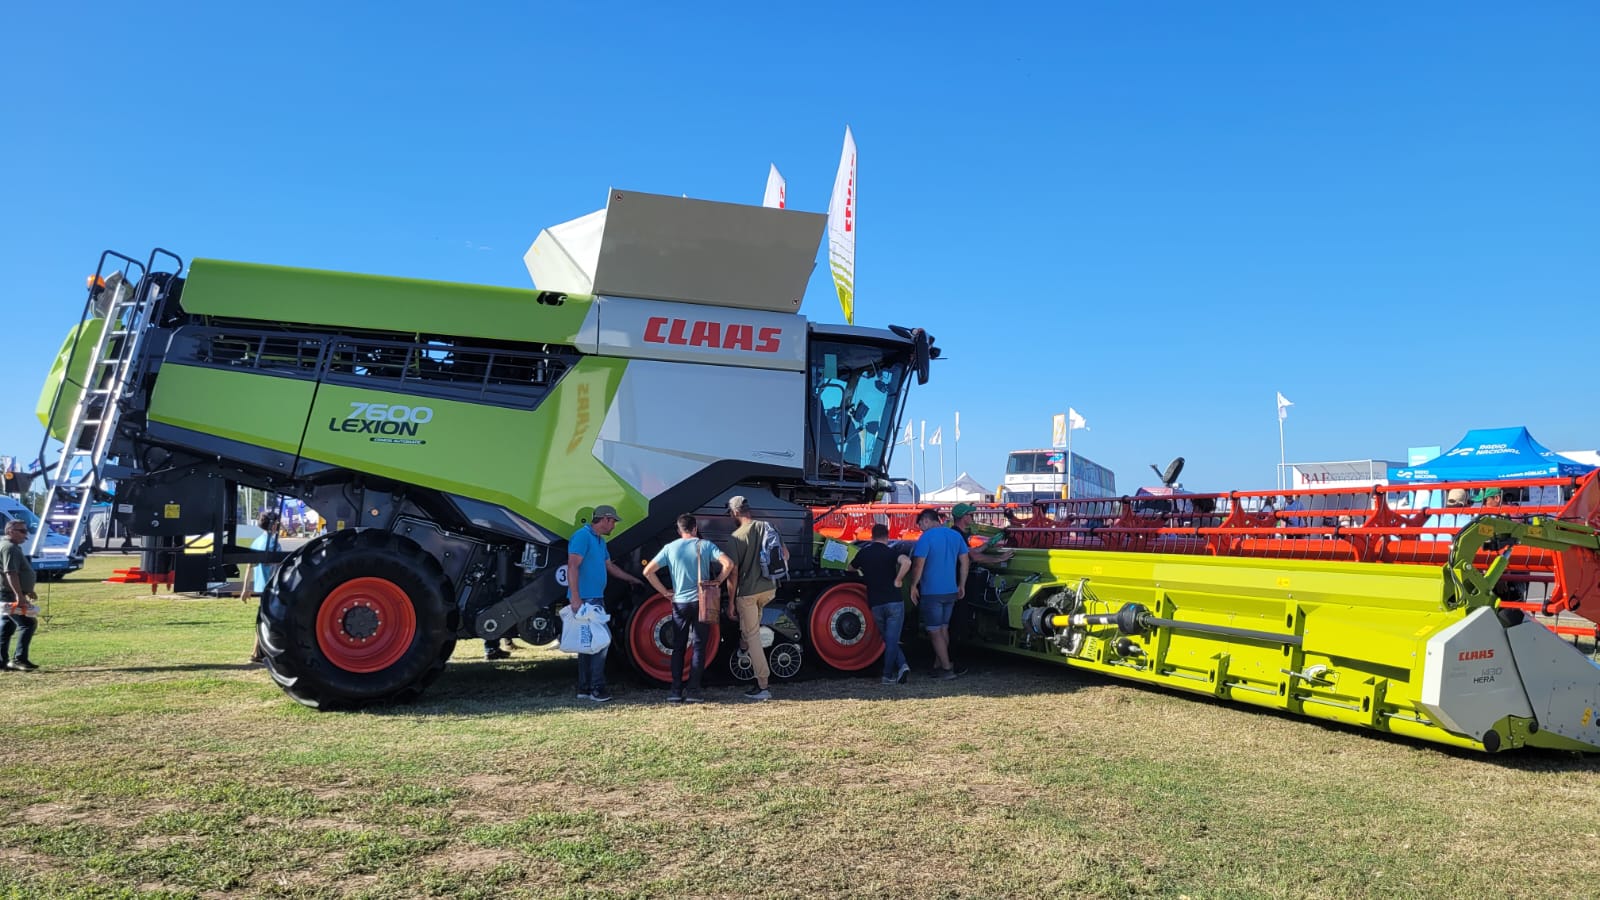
[872,602,907,678]
[1,614,37,663]
[577,647,607,694]
[669,602,710,694]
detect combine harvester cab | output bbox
[31,192,935,707]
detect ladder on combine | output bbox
[27,250,182,565]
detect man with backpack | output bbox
[723,496,788,701]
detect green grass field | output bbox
[4,555,1600,898]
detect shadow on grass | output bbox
[393,644,1097,719]
[64,662,269,674]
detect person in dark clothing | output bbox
[850,523,912,684]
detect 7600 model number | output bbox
[328,402,434,441]
[346,402,434,423]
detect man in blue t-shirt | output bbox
[643,514,735,703]
[567,505,644,703]
[909,506,969,680]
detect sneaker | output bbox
[880,675,897,685]
[935,667,958,681]
[484,648,511,661]
[667,691,684,703]
[743,687,771,701]
[683,695,706,704]
[8,659,38,672]
[576,689,591,699]
[589,690,613,703]
[952,665,970,677]
[897,662,911,683]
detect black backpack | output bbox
[758,521,788,582]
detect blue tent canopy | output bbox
[1387,427,1597,483]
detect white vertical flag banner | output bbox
[920,419,926,449]
[901,423,914,445]
[762,164,787,209]
[954,412,961,441]
[928,427,942,446]
[1069,408,1088,431]
[1277,392,1293,421]
[826,126,857,324]
[1052,413,1067,449]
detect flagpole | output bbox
[1066,426,1074,500]
[920,421,927,492]
[909,432,916,490]
[1277,412,1286,492]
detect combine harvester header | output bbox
[820,475,1600,752]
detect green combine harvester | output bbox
[31,191,935,707]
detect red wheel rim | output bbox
[626,593,722,683]
[808,583,882,671]
[315,577,417,673]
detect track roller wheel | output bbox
[768,641,804,680]
[807,583,882,672]
[625,593,723,684]
[729,649,757,682]
[259,529,457,709]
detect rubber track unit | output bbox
[259,529,457,710]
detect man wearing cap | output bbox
[908,507,968,680]
[949,502,1013,568]
[567,505,644,703]
[724,496,785,701]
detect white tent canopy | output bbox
[923,472,991,502]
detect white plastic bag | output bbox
[558,603,612,655]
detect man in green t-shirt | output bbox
[723,496,788,701]
[0,519,41,671]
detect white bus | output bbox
[997,449,1117,504]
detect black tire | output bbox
[258,529,457,710]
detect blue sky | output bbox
[4,2,1596,495]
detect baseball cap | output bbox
[592,505,621,521]
[951,503,977,519]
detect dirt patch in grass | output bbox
[16,800,138,828]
